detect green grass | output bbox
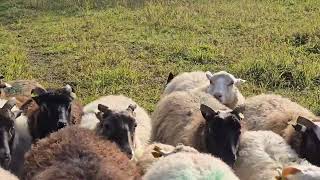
[0,0,319,113]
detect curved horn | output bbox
[2,98,16,110]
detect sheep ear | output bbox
[64,84,76,99]
[297,116,316,129]
[166,72,175,85]
[200,104,218,121]
[127,104,137,112]
[205,71,213,80]
[31,87,46,96]
[2,98,16,110]
[98,104,110,112]
[235,78,246,86]
[95,112,104,121]
[13,110,23,119]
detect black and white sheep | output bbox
[151,90,244,166]
[22,126,141,180]
[0,98,32,177]
[81,95,151,157]
[234,130,320,180]
[164,71,246,109]
[23,85,83,141]
[243,94,320,166]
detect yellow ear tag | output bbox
[31,92,38,98]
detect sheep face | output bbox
[200,104,244,167]
[293,116,320,166]
[96,104,137,159]
[206,71,245,106]
[0,99,22,169]
[31,85,74,140]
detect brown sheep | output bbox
[23,126,141,180]
[22,85,83,141]
[0,75,45,107]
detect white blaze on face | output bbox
[58,106,68,123]
[125,124,135,159]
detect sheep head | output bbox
[200,104,243,167]
[30,85,75,140]
[291,116,320,166]
[206,71,245,107]
[96,104,138,159]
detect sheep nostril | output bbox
[214,93,222,99]
[57,121,68,129]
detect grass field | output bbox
[0,0,319,113]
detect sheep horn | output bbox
[2,98,16,110]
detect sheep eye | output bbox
[104,124,110,130]
[228,82,234,86]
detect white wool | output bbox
[81,95,151,147]
[164,71,208,95]
[0,167,18,180]
[234,130,320,180]
[135,143,198,174]
[143,152,239,180]
[163,71,245,109]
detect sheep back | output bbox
[234,130,302,180]
[23,126,141,180]
[163,71,208,95]
[143,152,239,180]
[243,94,318,153]
[135,143,175,174]
[151,90,229,151]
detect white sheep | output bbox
[243,94,320,166]
[135,143,198,174]
[151,90,244,166]
[0,167,18,180]
[143,151,239,180]
[81,95,152,149]
[164,71,208,94]
[163,71,246,109]
[234,130,320,180]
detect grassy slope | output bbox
[0,0,319,113]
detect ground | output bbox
[0,0,319,113]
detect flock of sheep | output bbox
[0,70,319,180]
